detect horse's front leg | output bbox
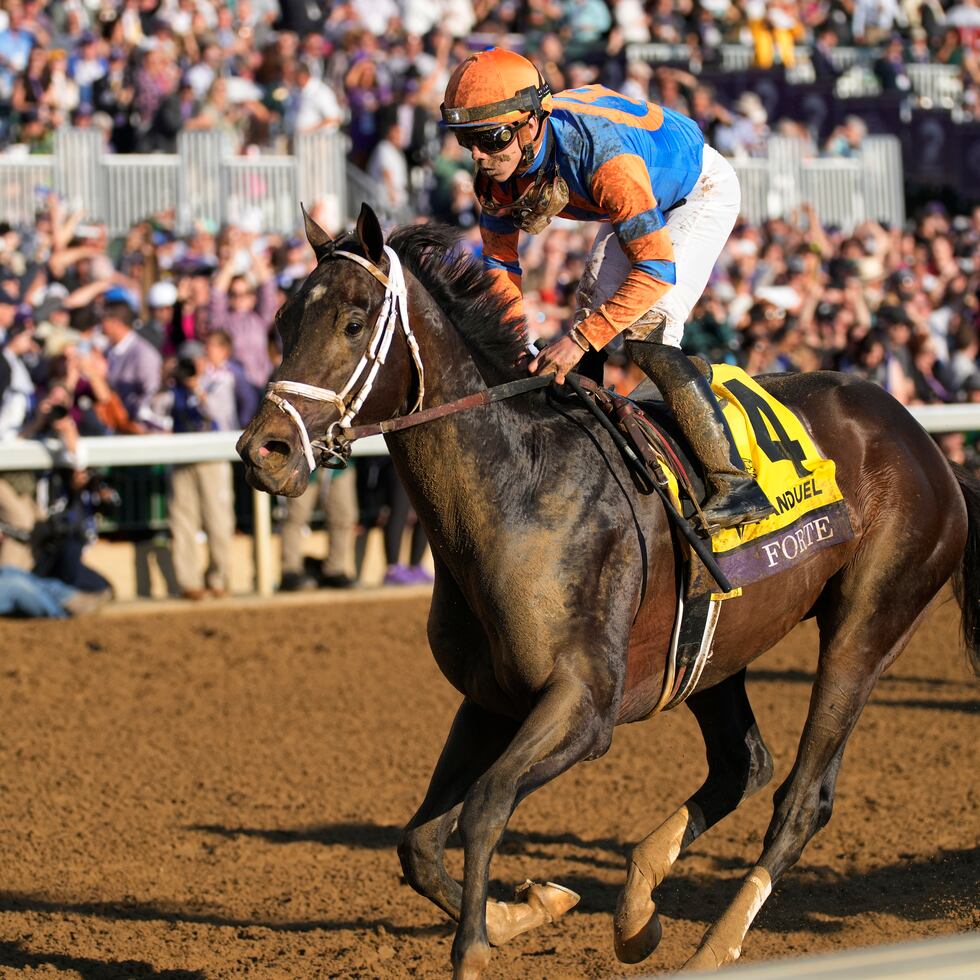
[400,699,581,948]
[398,699,516,921]
[451,675,614,980]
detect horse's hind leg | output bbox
[399,700,580,947]
[615,670,773,963]
[684,568,947,970]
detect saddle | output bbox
[568,366,854,714]
[570,375,705,515]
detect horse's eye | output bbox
[344,320,363,337]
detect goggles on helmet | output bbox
[454,117,531,155]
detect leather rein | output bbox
[263,245,552,471]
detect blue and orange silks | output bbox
[478,85,705,350]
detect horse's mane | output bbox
[387,224,528,380]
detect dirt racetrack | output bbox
[0,590,977,979]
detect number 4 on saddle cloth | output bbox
[600,363,854,714]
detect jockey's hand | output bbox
[528,335,585,385]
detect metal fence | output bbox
[0,154,54,225]
[732,134,903,230]
[103,154,180,235]
[907,63,963,109]
[627,43,964,107]
[220,155,298,233]
[0,121,904,238]
[295,129,349,228]
[0,128,352,236]
[2,403,976,597]
[176,130,231,233]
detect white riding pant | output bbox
[575,144,741,348]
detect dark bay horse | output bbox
[238,205,980,979]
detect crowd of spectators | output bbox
[0,1,977,168]
[0,186,436,606]
[0,0,978,613]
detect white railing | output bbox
[907,63,963,109]
[177,130,231,233]
[626,43,871,71]
[732,135,903,230]
[835,65,881,98]
[1,404,976,598]
[0,121,906,237]
[768,134,816,214]
[296,129,348,226]
[0,154,55,224]
[0,128,349,236]
[626,42,965,113]
[732,158,770,224]
[345,160,412,225]
[676,931,980,979]
[54,126,103,216]
[624,42,693,64]
[102,155,181,236]
[1,431,384,598]
[862,134,906,228]
[221,155,298,233]
[801,157,866,230]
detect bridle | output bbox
[264,244,425,471]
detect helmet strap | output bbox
[518,114,546,171]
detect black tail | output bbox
[951,462,980,677]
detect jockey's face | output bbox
[464,116,540,183]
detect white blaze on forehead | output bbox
[306,283,328,307]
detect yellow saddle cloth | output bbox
[663,365,853,589]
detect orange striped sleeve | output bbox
[576,155,675,349]
[480,213,524,320]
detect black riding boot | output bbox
[626,340,775,531]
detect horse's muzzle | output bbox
[237,404,313,497]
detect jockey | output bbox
[441,48,774,532]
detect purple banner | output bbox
[716,501,854,588]
[699,68,979,201]
[902,111,980,199]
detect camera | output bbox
[47,404,69,422]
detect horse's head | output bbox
[237,203,422,497]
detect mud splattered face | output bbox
[457,116,540,183]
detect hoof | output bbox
[485,880,580,947]
[614,902,662,964]
[453,940,491,980]
[526,880,580,920]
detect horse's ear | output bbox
[301,202,332,262]
[355,203,385,265]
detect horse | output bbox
[238,204,980,979]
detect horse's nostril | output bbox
[260,439,291,462]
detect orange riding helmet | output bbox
[442,49,553,165]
